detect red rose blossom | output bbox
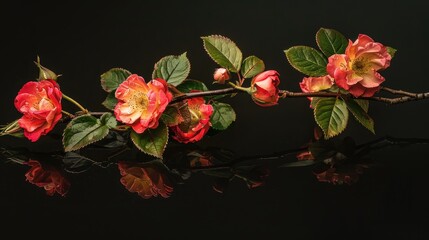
[14,80,62,142]
[250,70,280,106]
[170,96,213,143]
[24,160,70,196]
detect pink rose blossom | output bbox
[327,34,392,97]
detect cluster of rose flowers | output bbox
[13,33,390,144]
[6,32,393,197]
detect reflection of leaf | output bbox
[63,152,95,173]
[281,160,317,168]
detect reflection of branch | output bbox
[170,87,429,105]
[355,136,429,157]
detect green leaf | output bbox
[354,99,369,112]
[100,112,118,129]
[314,98,349,139]
[161,102,187,127]
[100,68,131,92]
[210,102,236,130]
[102,91,118,110]
[284,46,328,76]
[176,79,208,93]
[241,56,265,78]
[63,113,117,152]
[152,52,191,86]
[130,122,168,158]
[310,97,321,109]
[343,98,375,134]
[201,35,243,72]
[316,28,348,57]
[386,46,397,59]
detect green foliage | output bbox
[130,122,168,158]
[100,68,131,92]
[314,98,349,139]
[316,28,348,57]
[152,52,191,86]
[176,79,208,93]
[210,102,236,130]
[343,98,375,134]
[202,35,243,72]
[63,113,117,152]
[386,46,397,58]
[102,91,117,110]
[161,102,188,127]
[241,56,265,78]
[284,46,328,76]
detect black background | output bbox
[1,1,429,239]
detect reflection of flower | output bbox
[327,34,391,97]
[118,162,173,199]
[114,74,173,133]
[170,96,213,143]
[213,68,230,84]
[299,75,334,101]
[314,165,367,185]
[24,160,70,196]
[250,70,280,106]
[14,80,62,142]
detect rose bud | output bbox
[250,70,280,107]
[213,68,230,84]
[35,56,58,81]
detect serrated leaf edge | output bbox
[314,98,349,139]
[201,35,242,72]
[62,114,113,152]
[284,46,328,76]
[100,68,132,92]
[130,126,169,159]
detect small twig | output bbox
[171,88,239,103]
[380,86,418,98]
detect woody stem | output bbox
[170,87,429,105]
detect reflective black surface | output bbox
[2,0,429,239]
